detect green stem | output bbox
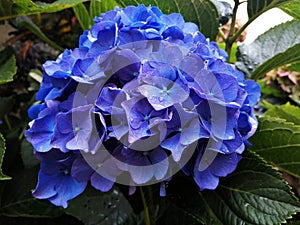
[4,115,12,131]
[140,186,155,225]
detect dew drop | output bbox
[159,97,164,102]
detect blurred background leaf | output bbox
[0,46,17,85]
[0,0,89,21]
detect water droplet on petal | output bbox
[159,97,164,102]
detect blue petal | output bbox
[48,175,87,208]
[32,171,57,200]
[244,80,261,106]
[91,173,114,192]
[71,156,94,182]
[28,103,46,120]
[209,152,241,177]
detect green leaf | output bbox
[15,16,63,51]
[287,221,300,225]
[237,19,300,80]
[279,1,300,19]
[21,139,39,168]
[249,116,300,177]
[0,0,13,18]
[166,151,300,225]
[286,61,300,72]
[257,79,284,97]
[90,0,118,18]
[264,102,300,125]
[73,2,93,30]
[0,133,11,180]
[0,0,88,21]
[0,46,17,85]
[90,0,102,18]
[0,96,15,119]
[218,42,237,63]
[65,186,136,225]
[0,168,63,217]
[247,0,295,19]
[115,0,219,40]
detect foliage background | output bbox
[0,0,300,224]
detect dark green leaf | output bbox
[0,133,11,180]
[0,0,89,21]
[279,1,300,19]
[264,102,300,125]
[257,79,284,97]
[15,16,63,51]
[286,61,300,72]
[65,186,136,225]
[166,151,300,225]
[0,0,13,18]
[90,0,118,18]
[0,46,17,85]
[0,168,63,217]
[0,96,15,119]
[247,0,295,19]
[236,19,300,80]
[21,139,39,168]
[249,116,300,177]
[287,221,300,225]
[73,2,93,30]
[115,0,219,40]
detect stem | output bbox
[140,186,155,225]
[4,115,12,131]
[225,0,239,56]
[227,0,281,49]
[218,28,226,42]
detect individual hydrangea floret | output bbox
[25,4,260,208]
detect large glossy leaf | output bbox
[165,151,300,225]
[0,169,63,217]
[0,0,88,21]
[249,116,300,177]
[279,1,300,19]
[65,186,136,225]
[0,46,17,85]
[236,19,300,80]
[0,133,11,181]
[115,0,219,40]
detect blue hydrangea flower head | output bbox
[25,4,260,208]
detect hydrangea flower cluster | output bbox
[25,4,260,208]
